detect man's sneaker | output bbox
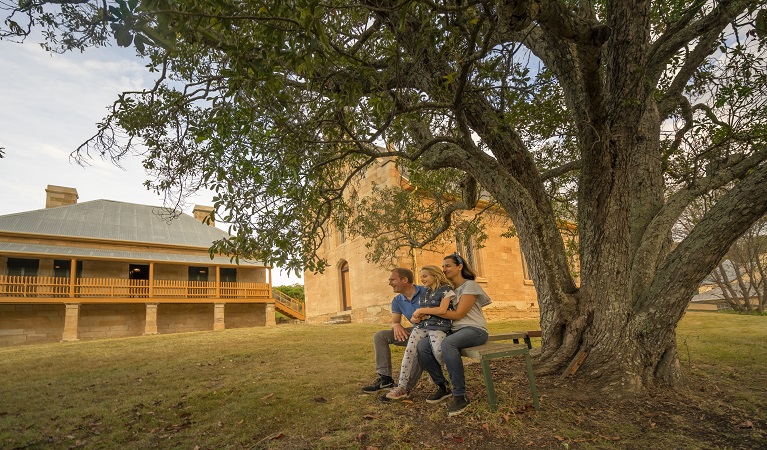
[447,395,470,417]
[425,384,451,404]
[361,376,394,394]
[385,386,409,400]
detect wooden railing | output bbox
[272,288,306,320]
[0,275,70,297]
[0,275,271,301]
[77,278,149,298]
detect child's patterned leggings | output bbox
[397,328,447,389]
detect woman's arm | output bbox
[436,294,477,320]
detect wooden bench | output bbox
[460,331,541,412]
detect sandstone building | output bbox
[304,160,541,324]
[0,185,304,346]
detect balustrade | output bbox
[0,275,271,301]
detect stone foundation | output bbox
[305,302,540,325]
[0,304,66,345]
[156,304,214,334]
[483,305,541,321]
[0,301,277,346]
[226,303,265,328]
[78,304,146,339]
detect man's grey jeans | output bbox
[374,328,423,390]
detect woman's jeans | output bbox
[417,326,488,397]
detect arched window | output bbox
[456,236,482,276]
[521,252,532,283]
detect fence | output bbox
[0,275,271,300]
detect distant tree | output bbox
[274,284,304,303]
[710,216,767,313]
[678,199,767,313]
[4,0,767,392]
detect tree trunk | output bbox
[525,41,684,388]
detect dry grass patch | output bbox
[0,313,764,449]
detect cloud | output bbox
[0,40,303,285]
[0,41,161,212]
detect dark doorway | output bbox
[129,264,149,280]
[54,260,83,278]
[6,258,39,296]
[188,266,209,298]
[220,268,237,298]
[7,258,39,276]
[340,261,351,311]
[188,266,209,282]
[220,268,237,282]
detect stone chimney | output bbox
[45,185,78,208]
[193,205,215,227]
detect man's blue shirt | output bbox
[391,285,426,321]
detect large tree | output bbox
[4,0,767,391]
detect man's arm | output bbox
[390,313,410,341]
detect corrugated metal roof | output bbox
[0,200,228,247]
[0,200,265,267]
[691,284,762,303]
[0,241,261,266]
[700,260,742,286]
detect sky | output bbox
[0,39,302,286]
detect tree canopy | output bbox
[4,0,767,391]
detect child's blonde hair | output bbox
[420,265,450,288]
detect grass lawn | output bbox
[0,312,764,449]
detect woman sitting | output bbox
[414,253,490,416]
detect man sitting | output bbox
[361,268,426,394]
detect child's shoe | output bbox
[385,385,409,400]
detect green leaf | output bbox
[114,25,133,47]
[756,9,767,42]
[133,34,145,52]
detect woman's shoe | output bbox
[447,395,470,416]
[425,384,451,404]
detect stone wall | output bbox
[226,303,265,328]
[157,304,215,333]
[240,267,267,283]
[0,304,65,345]
[154,264,185,279]
[83,260,127,279]
[78,304,146,339]
[0,301,276,346]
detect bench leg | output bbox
[524,352,540,410]
[524,336,532,349]
[480,358,499,412]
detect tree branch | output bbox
[530,0,611,47]
[655,27,729,117]
[649,0,755,109]
[632,146,767,298]
[639,157,767,313]
[541,159,582,181]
